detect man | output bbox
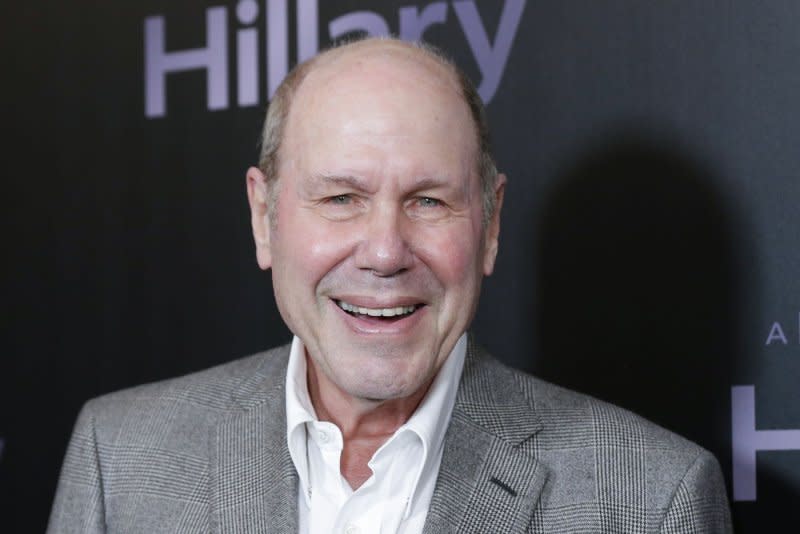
[48,38,732,533]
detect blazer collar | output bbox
[423,338,549,533]
[209,345,299,533]
[208,339,548,533]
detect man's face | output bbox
[248,44,503,402]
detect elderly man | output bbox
[48,38,732,533]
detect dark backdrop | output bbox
[3,1,799,531]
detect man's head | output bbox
[256,38,500,226]
[246,38,505,404]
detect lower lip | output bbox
[331,300,427,336]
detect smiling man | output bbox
[48,38,732,533]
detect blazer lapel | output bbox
[424,341,549,533]
[209,347,299,533]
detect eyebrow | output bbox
[409,176,452,191]
[309,173,370,191]
[307,172,461,196]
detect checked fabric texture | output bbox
[48,340,733,533]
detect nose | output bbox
[354,204,414,276]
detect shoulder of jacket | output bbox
[80,343,291,427]
[472,346,707,459]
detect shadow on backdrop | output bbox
[532,133,796,529]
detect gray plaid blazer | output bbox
[48,340,733,533]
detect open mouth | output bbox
[335,299,421,321]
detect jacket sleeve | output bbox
[47,400,107,534]
[659,450,733,533]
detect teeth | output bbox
[337,300,417,317]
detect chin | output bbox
[342,370,426,402]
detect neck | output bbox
[306,355,433,438]
[305,355,434,489]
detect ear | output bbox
[246,166,272,270]
[482,173,506,276]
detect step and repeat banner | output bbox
[3,0,798,530]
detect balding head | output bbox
[257,38,499,225]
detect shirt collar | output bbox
[285,333,467,503]
[285,335,316,503]
[389,333,466,464]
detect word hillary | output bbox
[144,0,527,118]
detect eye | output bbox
[328,194,352,205]
[417,196,442,208]
[318,193,362,221]
[407,196,448,221]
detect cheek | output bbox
[274,210,356,286]
[414,224,484,288]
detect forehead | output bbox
[299,41,464,104]
[282,42,477,166]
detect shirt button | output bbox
[344,525,360,534]
[317,430,330,444]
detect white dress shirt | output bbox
[285,334,467,534]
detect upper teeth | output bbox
[337,300,417,317]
